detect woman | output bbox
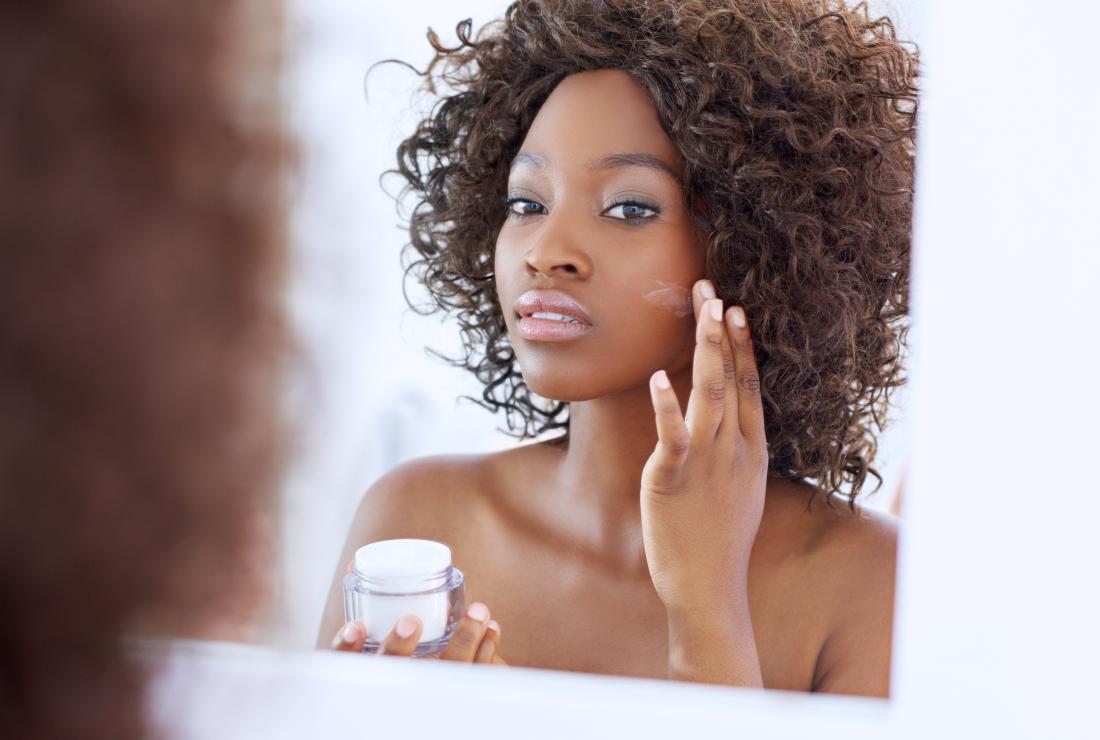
[320,0,914,697]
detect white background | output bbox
[275,0,925,648]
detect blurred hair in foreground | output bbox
[0,2,287,738]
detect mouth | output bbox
[526,311,584,324]
[513,289,593,342]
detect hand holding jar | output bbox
[329,604,504,665]
[330,539,506,665]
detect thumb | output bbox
[377,615,423,657]
[331,621,367,652]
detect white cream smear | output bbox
[641,280,693,318]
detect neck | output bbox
[547,365,695,578]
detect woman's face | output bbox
[495,68,705,402]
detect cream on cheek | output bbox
[641,279,693,318]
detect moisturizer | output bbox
[343,538,465,657]
[641,280,693,318]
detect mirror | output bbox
[145,0,1100,731]
[14,0,1100,736]
[274,0,923,700]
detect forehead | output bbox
[518,68,682,172]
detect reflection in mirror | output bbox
[282,0,920,699]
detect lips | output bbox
[513,290,592,324]
[513,289,593,342]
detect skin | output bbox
[319,69,897,696]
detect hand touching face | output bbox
[641,279,769,612]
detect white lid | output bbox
[353,539,452,578]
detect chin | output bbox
[518,358,660,403]
[509,332,692,403]
[520,372,607,403]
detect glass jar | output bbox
[342,538,465,657]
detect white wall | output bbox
[894,0,1100,733]
[275,0,924,648]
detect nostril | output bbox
[526,262,580,277]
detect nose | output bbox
[522,209,594,280]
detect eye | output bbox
[502,196,546,218]
[604,200,659,223]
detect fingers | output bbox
[717,312,739,437]
[724,305,766,444]
[648,277,740,478]
[331,620,367,652]
[691,278,715,323]
[690,279,739,441]
[474,620,501,664]
[333,608,503,664]
[438,602,492,662]
[377,615,423,657]
[684,294,731,441]
[691,278,764,443]
[648,369,690,475]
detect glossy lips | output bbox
[513,289,593,342]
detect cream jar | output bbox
[343,538,465,657]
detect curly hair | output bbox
[393,0,916,509]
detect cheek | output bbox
[596,273,697,370]
[493,227,527,271]
[493,234,519,310]
[620,242,703,324]
[640,281,693,318]
[613,296,696,365]
[610,250,703,367]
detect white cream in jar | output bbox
[343,538,465,657]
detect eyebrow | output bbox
[509,151,682,184]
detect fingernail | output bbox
[709,299,722,322]
[342,622,363,643]
[729,306,746,328]
[467,602,490,622]
[488,620,500,633]
[700,280,716,300]
[653,370,670,390]
[395,615,419,639]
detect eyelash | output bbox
[501,196,659,224]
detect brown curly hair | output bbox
[393,0,915,508]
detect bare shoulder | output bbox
[346,453,501,544]
[316,451,507,646]
[807,494,899,574]
[764,478,898,573]
[814,501,897,699]
[799,488,898,697]
[340,444,548,555]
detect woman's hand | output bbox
[330,600,506,666]
[640,278,768,685]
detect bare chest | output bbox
[452,538,822,690]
